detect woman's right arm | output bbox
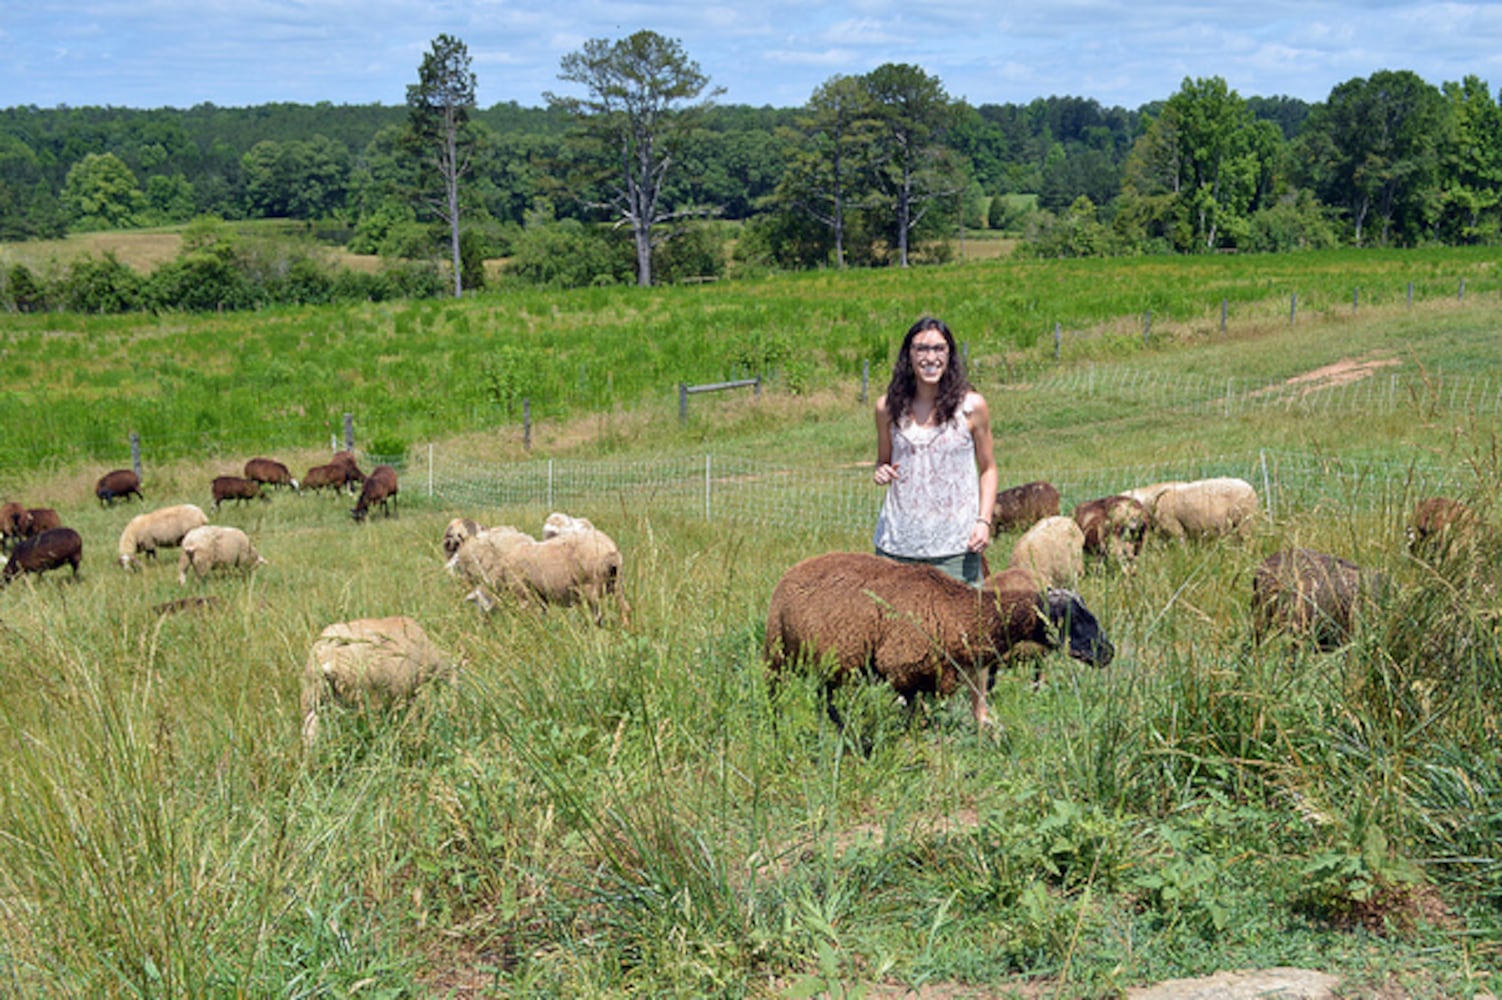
[873,395,898,485]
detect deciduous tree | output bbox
[546,30,721,287]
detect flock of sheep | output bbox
[1,454,1481,748]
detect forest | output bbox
[1,39,1499,312]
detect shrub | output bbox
[5,262,49,313]
[505,220,625,288]
[58,253,143,313]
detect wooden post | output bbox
[343,413,354,452]
[1459,278,1466,301]
[1353,287,1359,312]
[1054,322,1061,360]
[129,432,141,477]
[861,360,869,403]
[1407,281,1414,306]
[1290,293,1297,325]
[679,383,688,422]
[523,398,531,451]
[1220,299,1227,334]
[1143,311,1151,345]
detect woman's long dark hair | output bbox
[884,316,970,427]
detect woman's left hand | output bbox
[968,519,991,552]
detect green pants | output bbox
[875,548,984,587]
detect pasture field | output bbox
[0,258,1500,996]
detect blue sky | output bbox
[5,0,1501,111]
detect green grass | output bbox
[0,254,1499,996]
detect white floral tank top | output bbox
[872,398,980,559]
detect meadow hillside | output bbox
[0,254,1499,997]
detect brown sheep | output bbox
[350,464,399,521]
[0,502,30,550]
[95,469,143,506]
[992,480,1061,533]
[118,504,210,570]
[330,450,366,492]
[1009,515,1086,588]
[452,526,630,627]
[301,463,344,494]
[1072,495,1149,572]
[2,527,83,586]
[1252,548,1379,650]
[301,616,457,746]
[764,552,1114,731]
[23,507,62,538]
[1406,497,1476,559]
[244,457,298,491]
[211,474,268,509]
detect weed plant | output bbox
[0,260,1499,996]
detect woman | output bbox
[872,316,997,585]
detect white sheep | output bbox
[177,524,267,584]
[441,517,486,558]
[542,511,596,538]
[118,503,210,570]
[300,616,457,747]
[1009,515,1086,588]
[451,525,630,627]
[1148,477,1259,540]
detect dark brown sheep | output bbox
[95,469,143,506]
[351,464,399,521]
[1072,495,1149,572]
[244,457,298,491]
[2,527,83,585]
[212,475,268,509]
[1252,548,1379,651]
[330,451,366,491]
[992,480,1061,533]
[764,552,1113,730]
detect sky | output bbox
[4,0,1501,112]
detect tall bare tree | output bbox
[406,34,477,297]
[546,30,720,287]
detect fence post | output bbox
[704,454,712,520]
[343,413,354,452]
[129,432,141,477]
[1054,322,1061,360]
[1289,293,1297,325]
[679,383,688,422]
[1459,278,1466,301]
[1143,310,1151,346]
[754,377,762,400]
[547,458,554,511]
[1260,449,1273,524]
[1220,299,1227,335]
[861,360,869,403]
[1407,281,1414,306]
[1353,287,1359,312]
[523,398,531,451]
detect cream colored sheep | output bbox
[442,517,486,558]
[1149,477,1259,540]
[764,553,1114,731]
[542,511,596,538]
[1009,515,1086,588]
[177,525,267,584]
[118,504,209,570]
[301,616,457,746]
[452,526,630,627]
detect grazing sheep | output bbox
[1009,515,1087,588]
[350,464,399,521]
[0,502,30,549]
[1406,497,1476,558]
[23,507,62,538]
[452,526,631,627]
[329,450,366,492]
[1072,495,1149,573]
[301,616,457,747]
[763,552,1114,730]
[95,469,144,506]
[177,525,267,584]
[244,457,299,491]
[118,504,209,570]
[442,517,486,558]
[1122,480,1184,510]
[2,527,83,586]
[1252,548,1378,650]
[1146,477,1259,540]
[211,474,268,509]
[301,463,344,494]
[992,480,1061,533]
[542,511,596,538]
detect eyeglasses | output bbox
[911,343,948,356]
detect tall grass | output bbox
[0,259,1499,995]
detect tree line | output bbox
[1,29,1498,310]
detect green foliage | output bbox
[61,151,146,230]
[503,219,625,287]
[58,252,143,312]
